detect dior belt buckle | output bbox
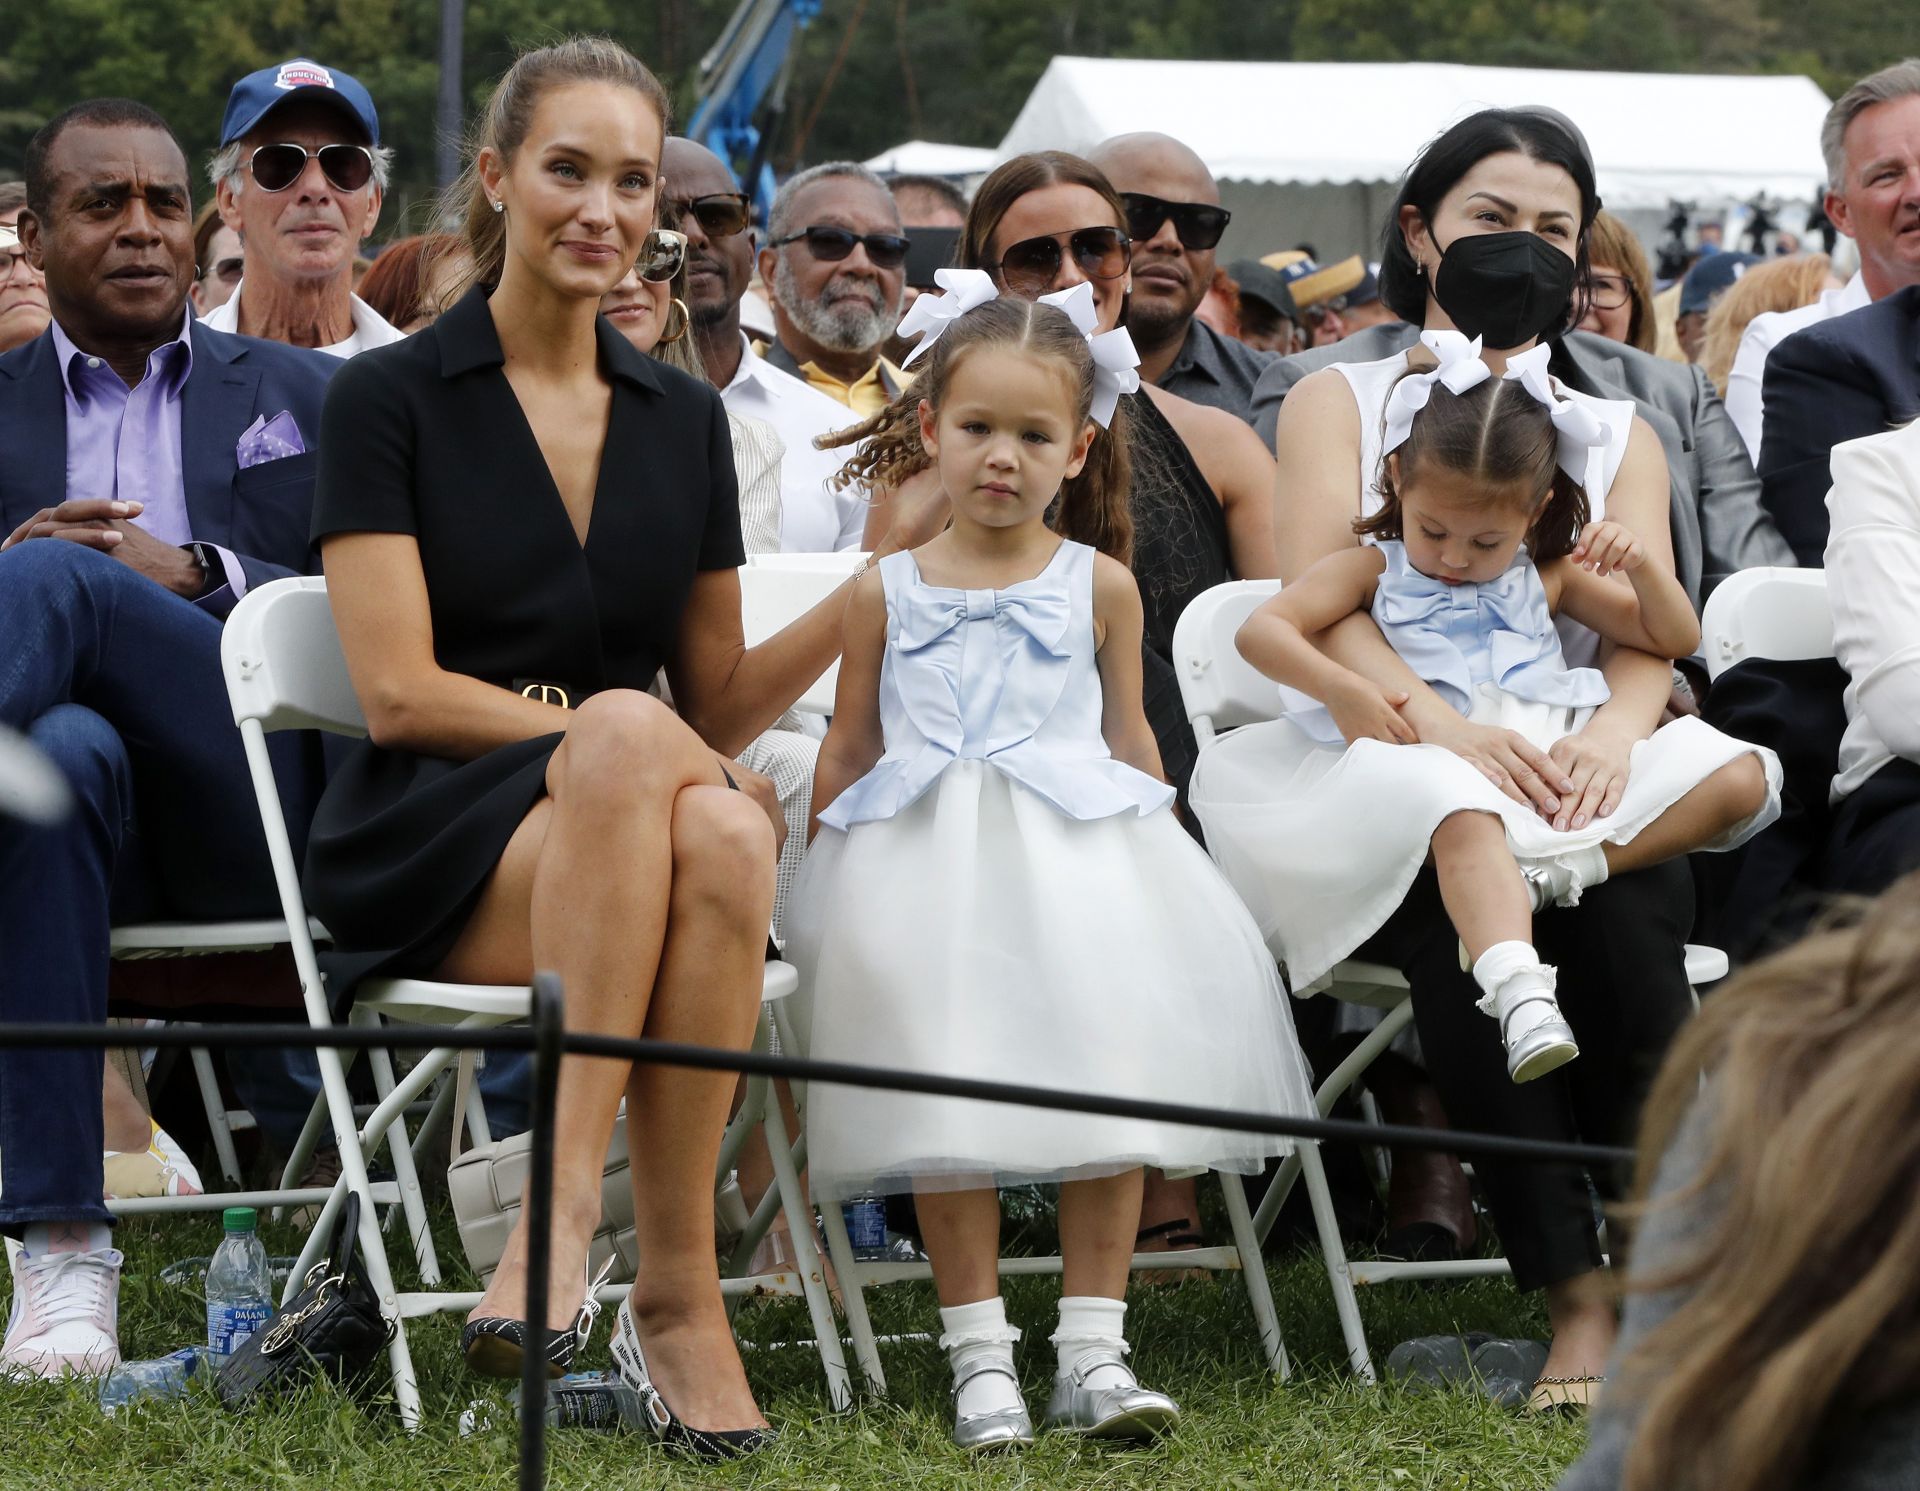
[516,679,572,709]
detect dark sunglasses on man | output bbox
[1119,193,1231,253]
[988,226,1132,298]
[661,192,753,240]
[247,142,376,194]
[636,228,687,284]
[770,225,911,270]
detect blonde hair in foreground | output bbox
[1618,870,1920,1491]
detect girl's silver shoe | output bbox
[1042,1353,1180,1440]
[1504,1001,1579,1083]
[950,1359,1035,1453]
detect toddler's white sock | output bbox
[939,1297,1023,1420]
[20,1221,113,1258]
[1052,1295,1135,1391]
[1525,843,1610,909]
[1471,940,1564,1046]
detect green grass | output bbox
[2,1204,1588,1491]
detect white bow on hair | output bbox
[1381,329,1492,458]
[1501,343,1613,491]
[1036,281,1140,429]
[896,267,999,367]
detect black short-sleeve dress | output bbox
[302,285,745,999]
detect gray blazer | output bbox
[1247,323,1796,607]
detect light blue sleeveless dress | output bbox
[1192,541,1781,992]
[788,541,1314,1199]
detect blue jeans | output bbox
[0,543,306,1233]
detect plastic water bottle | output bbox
[205,1207,274,1363]
[520,1371,651,1432]
[98,1346,210,1415]
[841,1191,889,1262]
[1470,1337,1550,1407]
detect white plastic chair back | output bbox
[740,552,868,715]
[1170,578,1286,745]
[1700,567,1833,681]
[220,575,367,735]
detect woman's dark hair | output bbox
[957,150,1128,285]
[1377,107,1603,334]
[821,295,1134,564]
[1358,371,1589,561]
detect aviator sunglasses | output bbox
[246,142,376,194]
[988,225,1131,297]
[660,192,752,240]
[636,228,688,284]
[770,225,911,269]
[1119,192,1231,252]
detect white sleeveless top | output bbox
[1332,349,1636,669]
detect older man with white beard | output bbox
[757,161,909,416]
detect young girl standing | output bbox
[1204,332,1780,1082]
[788,276,1313,1451]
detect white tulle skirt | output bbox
[1189,685,1782,992]
[787,760,1315,1199]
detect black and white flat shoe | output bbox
[462,1256,615,1380]
[608,1297,776,1461]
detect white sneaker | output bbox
[2,1246,123,1380]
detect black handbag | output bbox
[215,1192,394,1407]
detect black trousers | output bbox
[1360,858,1696,1292]
[1823,758,1920,898]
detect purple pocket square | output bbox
[236,410,307,469]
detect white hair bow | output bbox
[1381,330,1492,458]
[1501,343,1613,491]
[1037,281,1140,428]
[896,267,1000,367]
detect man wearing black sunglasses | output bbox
[201,60,403,358]
[757,161,908,417]
[1088,133,1274,424]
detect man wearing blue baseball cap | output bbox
[200,59,403,357]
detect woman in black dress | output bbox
[305,38,861,1454]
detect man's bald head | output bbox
[1087,132,1219,206]
[661,136,754,334]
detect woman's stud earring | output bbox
[492,199,504,214]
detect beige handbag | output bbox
[445,1054,750,1285]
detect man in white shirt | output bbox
[664,137,867,552]
[199,59,404,359]
[1726,58,1920,460]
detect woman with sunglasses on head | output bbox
[1193,107,1699,1413]
[303,38,887,1459]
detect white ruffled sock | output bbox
[939,1298,1023,1419]
[1471,940,1564,1049]
[1525,843,1610,909]
[1051,1295,1135,1391]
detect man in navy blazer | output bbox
[1758,284,1920,566]
[0,99,334,1377]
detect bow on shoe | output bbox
[1381,329,1491,456]
[1501,344,1613,490]
[1036,282,1141,428]
[896,267,1001,367]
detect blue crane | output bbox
[687,0,825,221]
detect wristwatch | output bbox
[183,541,219,597]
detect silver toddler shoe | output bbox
[1043,1352,1181,1440]
[950,1359,1034,1453]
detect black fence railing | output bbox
[0,989,1637,1491]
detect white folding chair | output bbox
[1172,579,1730,1378]
[1701,567,1833,681]
[742,550,868,714]
[219,576,852,1426]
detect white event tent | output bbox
[863,140,1000,178]
[995,58,1834,261]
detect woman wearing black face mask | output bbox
[1195,108,1694,1413]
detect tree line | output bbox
[0,0,1911,239]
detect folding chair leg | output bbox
[189,1040,245,1188]
[411,1070,459,1174]
[273,1083,335,1222]
[819,1198,886,1396]
[759,1090,853,1412]
[1298,1140,1374,1382]
[1218,1171,1290,1379]
[1254,996,1417,1245]
[353,1008,441,1286]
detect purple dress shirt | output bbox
[48,312,244,603]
